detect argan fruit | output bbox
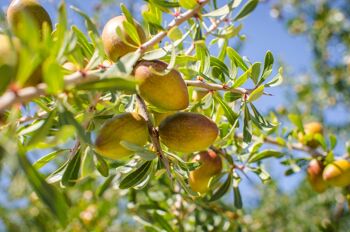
[95,112,148,160]
[307,159,328,193]
[159,112,218,153]
[298,122,323,148]
[7,0,52,34]
[102,15,146,61]
[151,110,174,126]
[0,34,19,93]
[192,88,209,102]
[189,150,222,194]
[323,159,350,187]
[134,60,189,111]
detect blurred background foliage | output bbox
[0,0,349,231]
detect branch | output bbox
[0,0,210,113]
[135,95,172,179]
[185,79,250,94]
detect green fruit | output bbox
[159,112,218,153]
[189,150,222,194]
[134,60,189,111]
[298,122,323,148]
[307,159,328,193]
[102,15,146,61]
[7,0,52,34]
[323,159,350,187]
[95,112,149,160]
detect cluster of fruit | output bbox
[96,14,222,194]
[0,0,222,194]
[300,122,350,192]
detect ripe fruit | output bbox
[95,113,148,160]
[134,60,189,111]
[159,112,218,153]
[298,122,323,148]
[7,0,52,34]
[307,159,328,193]
[102,15,146,61]
[323,159,350,187]
[189,150,222,194]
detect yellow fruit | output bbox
[7,0,52,34]
[189,150,222,194]
[298,122,323,148]
[102,15,146,61]
[307,159,328,193]
[0,34,19,93]
[323,159,350,187]
[95,113,149,160]
[159,112,218,153]
[134,60,189,111]
[192,88,209,101]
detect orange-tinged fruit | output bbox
[95,112,148,160]
[7,0,52,34]
[134,60,189,111]
[102,15,146,61]
[0,34,19,93]
[307,159,328,193]
[323,159,350,187]
[159,112,218,153]
[298,122,323,148]
[189,150,222,194]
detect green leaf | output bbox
[203,0,242,17]
[122,20,141,45]
[195,41,211,75]
[94,153,109,177]
[76,77,137,92]
[18,146,69,226]
[250,103,277,129]
[70,6,99,35]
[243,104,252,143]
[224,92,242,102]
[315,134,327,150]
[265,67,283,87]
[27,110,56,147]
[227,47,248,71]
[33,149,68,169]
[120,3,135,26]
[104,51,141,76]
[233,186,242,209]
[119,161,153,189]
[288,114,304,131]
[248,149,283,163]
[210,56,230,78]
[209,173,232,201]
[43,59,64,94]
[233,0,259,21]
[329,134,337,150]
[120,141,157,161]
[61,149,82,187]
[232,68,251,88]
[248,85,265,102]
[250,167,271,183]
[258,51,274,85]
[97,174,116,197]
[153,212,174,232]
[214,94,239,126]
[179,0,197,9]
[251,62,261,85]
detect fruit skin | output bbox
[323,159,350,187]
[7,0,52,34]
[159,112,219,153]
[298,122,323,148]
[0,34,19,93]
[95,112,149,160]
[102,15,146,61]
[189,150,222,194]
[134,60,189,111]
[307,159,328,193]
